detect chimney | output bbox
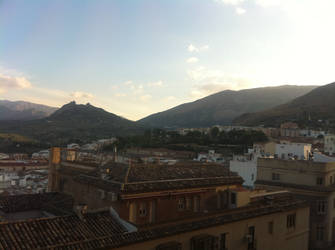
[74,204,88,221]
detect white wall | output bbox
[275,143,311,160]
[230,160,257,187]
[324,135,335,155]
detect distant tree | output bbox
[210,127,220,138]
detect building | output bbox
[229,142,275,188]
[280,122,300,138]
[275,142,312,160]
[195,150,225,164]
[253,141,276,157]
[0,160,48,172]
[324,135,335,155]
[0,187,310,250]
[230,153,257,187]
[49,147,244,225]
[256,158,335,250]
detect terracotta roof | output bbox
[0,192,73,215]
[0,193,306,249]
[72,162,243,194]
[0,211,127,249]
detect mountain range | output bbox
[0,101,142,145]
[2,83,334,145]
[0,100,58,120]
[138,85,317,128]
[234,82,335,126]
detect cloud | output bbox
[187,66,253,98]
[139,94,152,102]
[186,57,199,64]
[0,74,32,93]
[147,80,163,87]
[254,0,282,8]
[70,91,94,99]
[188,44,209,53]
[236,7,246,14]
[216,0,245,5]
[164,96,177,102]
[115,93,126,97]
[123,80,133,86]
[188,44,198,52]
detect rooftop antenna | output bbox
[124,159,132,184]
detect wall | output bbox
[230,160,256,187]
[256,158,335,249]
[275,143,311,160]
[114,206,310,250]
[324,135,335,155]
[257,158,335,187]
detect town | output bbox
[1,0,333,249]
[0,121,334,249]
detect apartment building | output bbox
[0,181,309,250]
[256,158,335,250]
[324,135,335,156]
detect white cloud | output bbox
[0,74,31,93]
[70,91,94,99]
[139,94,152,102]
[188,44,198,52]
[187,66,253,98]
[123,80,133,85]
[216,0,245,5]
[115,93,126,97]
[186,57,199,64]
[188,44,209,53]
[236,7,246,14]
[164,96,177,102]
[254,0,282,8]
[147,80,163,87]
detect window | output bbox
[316,225,325,241]
[317,200,327,215]
[186,197,192,210]
[230,193,237,207]
[139,203,147,217]
[251,174,254,181]
[220,233,227,250]
[316,177,324,185]
[287,213,296,228]
[272,173,280,181]
[178,198,186,211]
[193,196,200,212]
[156,242,182,250]
[247,226,255,250]
[268,221,273,234]
[191,235,217,250]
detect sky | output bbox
[1,0,335,120]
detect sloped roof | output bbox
[72,162,243,194]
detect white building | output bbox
[32,150,49,160]
[275,142,311,160]
[194,150,225,164]
[229,154,257,187]
[67,143,80,150]
[324,134,335,155]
